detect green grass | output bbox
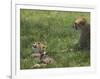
[20,9,90,69]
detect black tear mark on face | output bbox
[74,22,80,30]
[74,23,78,30]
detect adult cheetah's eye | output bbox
[38,42,40,44]
[75,22,77,25]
